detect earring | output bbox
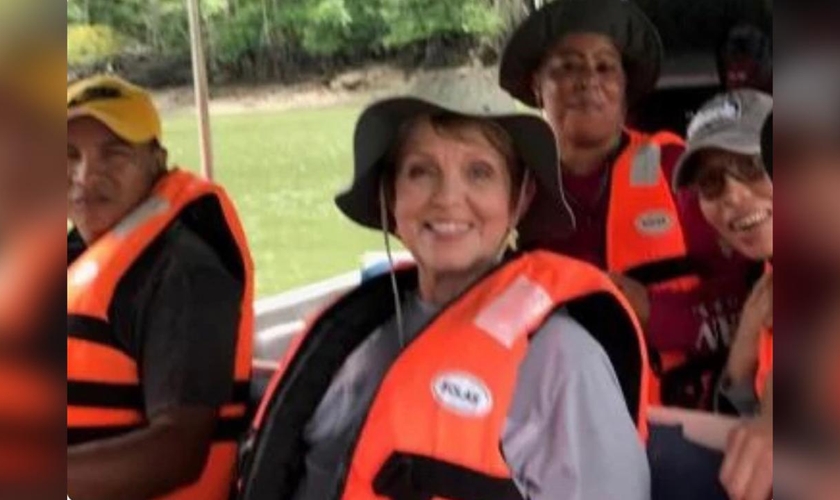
[506,228,519,252]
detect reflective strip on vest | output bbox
[66,169,254,500]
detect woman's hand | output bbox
[726,272,773,384]
[720,412,773,500]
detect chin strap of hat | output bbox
[379,179,406,349]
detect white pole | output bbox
[186,0,214,180]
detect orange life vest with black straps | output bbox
[606,128,695,289]
[67,169,254,500]
[607,129,721,408]
[238,250,649,500]
[0,220,65,491]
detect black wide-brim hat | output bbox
[499,0,663,108]
[335,97,575,243]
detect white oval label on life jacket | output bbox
[431,372,493,418]
[635,210,674,236]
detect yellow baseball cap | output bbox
[67,74,162,144]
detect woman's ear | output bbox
[513,176,537,224]
[522,177,536,215]
[530,68,546,109]
[532,79,543,109]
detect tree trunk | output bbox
[260,0,272,79]
[148,0,161,53]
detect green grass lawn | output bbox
[163,104,388,298]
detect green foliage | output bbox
[67,24,126,66]
[68,0,509,78]
[66,0,87,24]
[67,0,189,57]
[212,2,265,64]
[380,0,502,47]
[291,0,391,56]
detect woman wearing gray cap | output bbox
[499,0,756,411]
[238,96,652,500]
[673,89,774,410]
[673,89,773,500]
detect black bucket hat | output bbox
[499,0,663,108]
[334,96,575,243]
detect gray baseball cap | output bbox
[672,89,773,190]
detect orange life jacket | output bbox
[755,326,773,399]
[239,250,649,500]
[606,129,696,290]
[0,220,65,490]
[754,263,773,400]
[67,169,254,500]
[607,129,724,408]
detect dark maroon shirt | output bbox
[555,139,754,358]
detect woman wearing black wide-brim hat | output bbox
[500,0,758,411]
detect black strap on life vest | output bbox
[624,256,699,287]
[373,452,523,500]
[67,313,252,445]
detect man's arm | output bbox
[68,228,243,499]
[502,313,650,500]
[67,407,216,500]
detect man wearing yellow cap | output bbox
[66,74,254,500]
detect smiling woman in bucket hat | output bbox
[498,0,760,411]
[239,92,653,500]
[335,95,577,248]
